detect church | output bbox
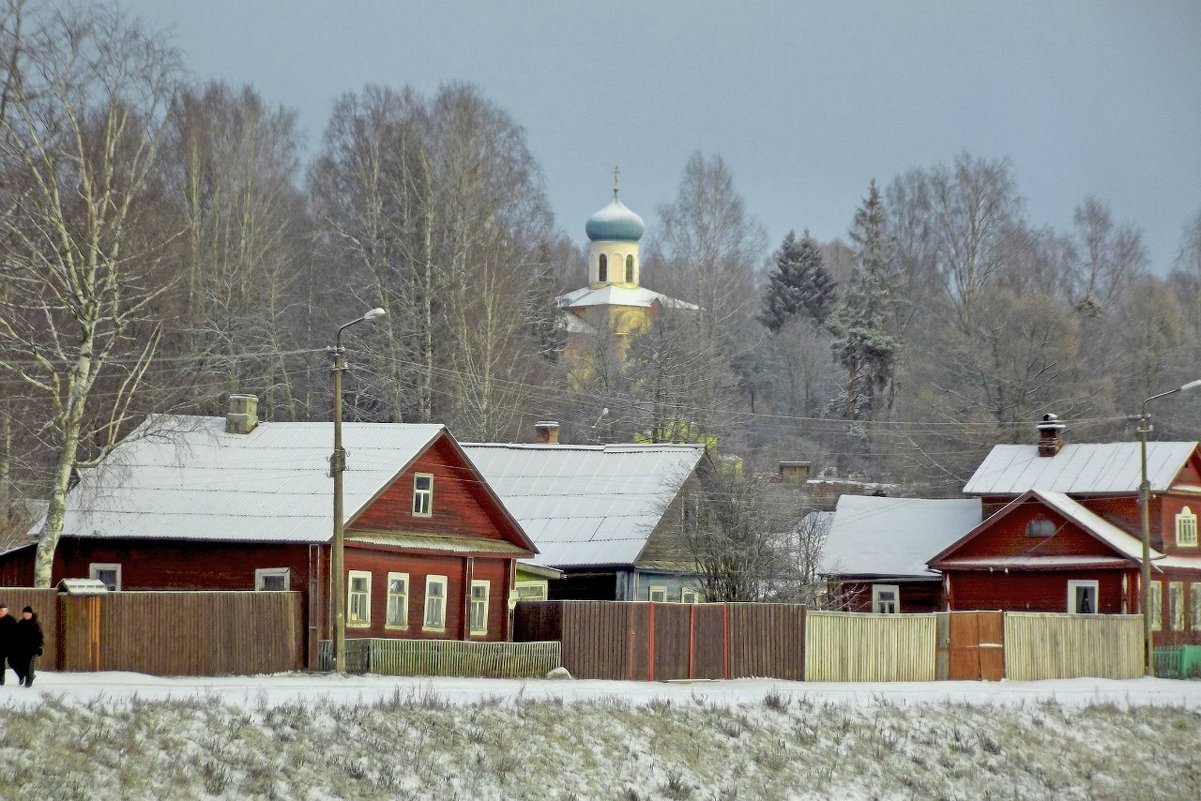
[556,168,696,380]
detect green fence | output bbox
[1154,645,1201,679]
[319,639,560,678]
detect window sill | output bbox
[422,625,446,633]
[384,624,409,631]
[348,622,372,629]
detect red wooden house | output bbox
[0,397,536,667]
[931,416,1201,645]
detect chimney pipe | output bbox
[1037,413,1065,457]
[534,421,560,444]
[226,394,259,434]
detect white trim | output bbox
[89,563,122,591]
[872,583,900,614]
[254,568,290,591]
[1067,580,1099,614]
[1177,506,1198,547]
[1170,581,1185,631]
[347,570,372,627]
[1151,581,1163,631]
[412,473,433,517]
[648,585,668,603]
[469,580,490,636]
[423,575,448,631]
[1191,582,1201,631]
[681,588,700,604]
[385,572,409,629]
[514,580,547,601]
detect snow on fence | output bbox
[1003,613,1142,680]
[317,639,561,678]
[804,611,938,682]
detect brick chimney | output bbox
[225,394,259,434]
[534,421,560,444]
[1037,413,1065,457]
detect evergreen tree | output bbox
[828,181,899,419]
[759,230,836,332]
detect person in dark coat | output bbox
[0,603,16,685]
[12,606,43,688]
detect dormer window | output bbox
[598,254,607,282]
[625,254,634,283]
[412,473,433,517]
[1177,506,1198,547]
[1025,518,1056,537]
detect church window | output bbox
[598,254,607,282]
[625,254,634,283]
[1176,506,1197,547]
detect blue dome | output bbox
[585,199,645,242]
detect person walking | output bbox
[12,606,43,687]
[0,603,15,686]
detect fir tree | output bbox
[828,181,899,419]
[759,230,836,332]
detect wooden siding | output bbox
[1004,612,1141,680]
[727,603,805,680]
[947,569,1132,614]
[830,579,943,613]
[804,611,937,682]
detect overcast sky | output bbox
[123,0,1201,273]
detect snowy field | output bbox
[0,671,1198,800]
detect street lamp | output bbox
[330,307,386,673]
[1137,378,1201,676]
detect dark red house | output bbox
[932,416,1201,645]
[0,397,536,666]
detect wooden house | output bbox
[821,495,981,613]
[0,398,535,666]
[931,416,1201,645]
[463,431,711,602]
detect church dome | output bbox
[585,199,645,242]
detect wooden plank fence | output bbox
[317,639,560,677]
[0,589,58,674]
[805,611,937,682]
[1003,613,1142,680]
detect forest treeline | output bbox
[2,4,1201,580]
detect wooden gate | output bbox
[948,611,1003,681]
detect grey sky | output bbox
[125,0,1201,273]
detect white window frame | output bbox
[872,583,900,614]
[648,586,668,603]
[1192,583,1201,631]
[347,570,372,627]
[412,473,433,517]
[469,580,490,636]
[254,568,290,591]
[681,588,700,604]
[1170,581,1185,631]
[385,572,409,629]
[1151,581,1163,631]
[423,575,448,631]
[514,581,548,601]
[1177,507,1198,547]
[89,563,122,591]
[1067,580,1099,614]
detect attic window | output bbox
[1176,507,1197,547]
[412,473,433,517]
[1025,518,1056,538]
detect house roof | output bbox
[820,495,982,578]
[461,442,706,568]
[556,284,698,311]
[929,489,1173,571]
[45,415,523,547]
[963,442,1199,496]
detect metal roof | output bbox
[461,443,706,568]
[963,442,1198,495]
[820,495,982,577]
[53,416,446,544]
[1031,490,1146,562]
[556,285,698,311]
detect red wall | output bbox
[833,580,942,613]
[952,503,1116,561]
[946,568,1132,614]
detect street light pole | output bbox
[330,307,386,673]
[1137,379,1201,677]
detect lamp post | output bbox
[1137,379,1201,676]
[330,307,386,673]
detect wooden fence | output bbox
[317,639,561,678]
[1003,613,1142,680]
[0,588,304,676]
[805,611,937,682]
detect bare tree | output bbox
[1070,197,1147,313]
[0,7,180,586]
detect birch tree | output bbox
[0,7,180,586]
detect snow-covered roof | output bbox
[1032,490,1146,562]
[963,442,1198,495]
[461,442,706,568]
[52,416,448,544]
[820,495,982,578]
[556,285,699,311]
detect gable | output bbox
[349,434,534,554]
[1171,448,1201,488]
[943,502,1116,562]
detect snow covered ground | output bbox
[1,672,1197,800]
